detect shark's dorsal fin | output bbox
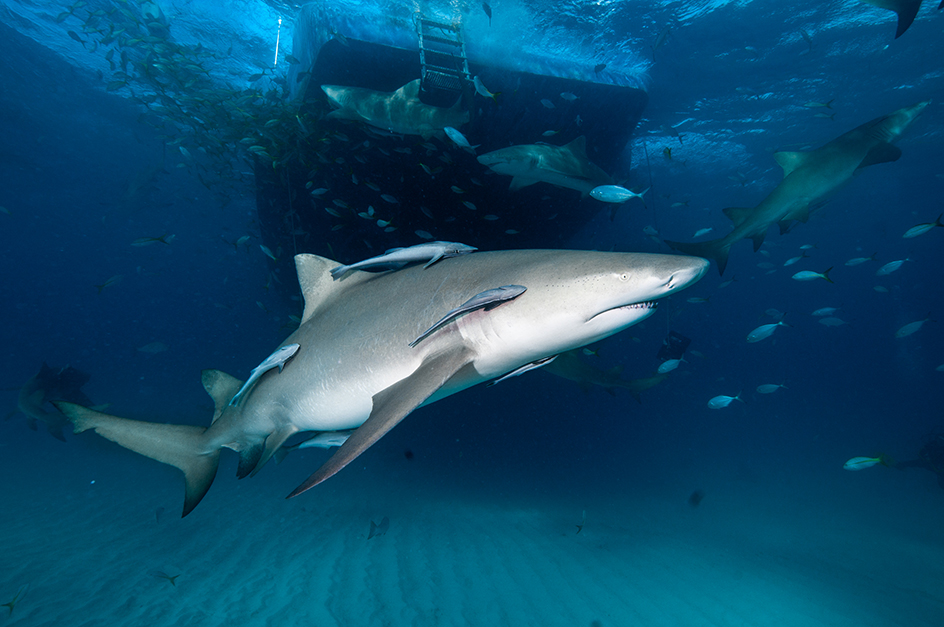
[773,151,809,177]
[857,142,902,170]
[563,135,588,158]
[722,206,753,227]
[202,369,244,424]
[396,79,421,100]
[296,253,373,325]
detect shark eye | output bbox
[619,272,630,281]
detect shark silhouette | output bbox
[667,100,929,275]
[14,362,94,441]
[476,136,613,195]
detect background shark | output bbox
[321,79,469,140]
[541,349,668,402]
[476,136,613,195]
[12,362,94,441]
[55,249,707,516]
[666,99,929,275]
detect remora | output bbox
[55,249,707,516]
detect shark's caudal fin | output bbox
[53,402,217,517]
[859,0,923,38]
[665,237,732,276]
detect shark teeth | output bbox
[622,300,658,309]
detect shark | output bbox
[54,249,707,516]
[666,99,929,275]
[541,350,668,402]
[13,362,94,441]
[476,136,613,194]
[321,79,469,140]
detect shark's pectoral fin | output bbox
[750,231,766,252]
[858,142,902,169]
[287,347,475,498]
[46,422,66,442]
[509,176,537,191]
[773,151,809,177]
[202,369,244,423]
[722,206,753,227]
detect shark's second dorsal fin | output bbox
[397,79,421,100]
[773,151,809,177]
[722,206,753,227]
[857,142,902,170]
[295,253,373,325]
[202,369,244,423]
[563,135,588,158]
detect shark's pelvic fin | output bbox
[287,347,474,498]
[202,369,243,424]
[54,401,216,517]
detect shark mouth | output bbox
[588,299,658,322]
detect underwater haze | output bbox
[1,0,943,626]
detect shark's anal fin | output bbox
[857,142,902,170]
[53,401,217,517]
[287,347,474,498]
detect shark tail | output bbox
[53,401,218,517]
[664,236,733,276]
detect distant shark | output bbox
[321,79,469,140]
[542,350,668,403]
[13,362,94,441]
[55,249,707,516]
[476,136,613,194]
[666,99,929,275]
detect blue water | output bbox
[1,1,943,625]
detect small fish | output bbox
[765,308,784,319]
[410,285,527,347]
[756,383,787,394]
[260,245,278,262]
[589,185,649,204]
[444,127,479,153]
[593,63,606,73]
[560,92,578,101]
[792,267,833,283]
[803,100,834,109]
[845,253,876,266]
[873,285,889,293]
[229,344,301,407]
[462,201,477,210]
[488,356,558,386]
[380,194,399,204]
[368,516,389,539]
[902,214,943,238]
[875,258,909,276]
[707,393,742,409]
[818,317,848,327]
[473,76,498,102]
[137,341,169,354]
[657,357,686,374]
[783,252,808,267]
[663,147,672,160]
[693,227,713,238]
[132,234,174,247]
[687,296,710,304]
[843,455,889,471]
[541,130,560,137]
[94,274,122,294]
[540,98,555,109]
[799,244,816,251]
[895,314,931,338]
[149,570,180,587]
[812,307,840,317]
[643,225,659,236]
[331,241,477,279]
[747,320,789,343]
[415,230,433,240]
[67,30,86,46]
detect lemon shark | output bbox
[54,249,707,516]
[476,136,613,194]
[666,99,929,275]
[321,79,469,139]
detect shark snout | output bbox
[660,256,710,294]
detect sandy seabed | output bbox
[1,440,942,627]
